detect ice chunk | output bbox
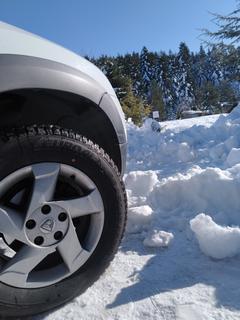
[124,171,159,197]
[177,142,194,162]
[190,213,240,259]
[143,230,174,248]
[226,148,240,167]
[127,205,153,233]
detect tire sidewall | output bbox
[0,132,126,317]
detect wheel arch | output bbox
[0,88,123,172]
[0,54,126,173]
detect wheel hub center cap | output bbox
[40,219,55,233]
[25,204,69,247]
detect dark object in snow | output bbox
[151,119,161,132]
[180,110,211,119]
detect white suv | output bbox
[0,21,127,317]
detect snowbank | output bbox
[43,105,240,320]
[126,104,240,259]
[127,106,240,173]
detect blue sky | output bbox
[0,0,237,57]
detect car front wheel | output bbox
[0,126,127,318]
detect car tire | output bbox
[0,125,127,318]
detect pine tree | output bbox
[208,46,224,84]
[149,80,166,120]
[174,42,195,114]
[91,40,240,120]
[159,52,176,118]
[193,46,208,86]
[204,0,240,44]
[195,81,220,111]
[218,81,238,111]
[220,45,240,81]
[116,52,141,96]
[139,46,152,98]
[121,80,150,126]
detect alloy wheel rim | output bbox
[0,163,104,288]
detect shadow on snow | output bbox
[107,233,240,312]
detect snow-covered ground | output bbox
[39,106,240,320]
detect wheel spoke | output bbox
[57,220,90,272]
[0,245,53,287]
[0,162,105,288]
[27,163,60,215]
[0,207,26,244]
[54,189,104,218]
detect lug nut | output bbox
[41,205,51,214]
[58,212,67,222]
[54,231,63,241]
[34,236,44,246]
[26,219,36,229]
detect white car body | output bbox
[0,21,115,96]
[0,21,127,174]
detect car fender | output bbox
[0,54,127,147]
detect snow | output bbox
[124,170,158,196]
[160,114,219,132]
[143,230,174,248]
[226,148,240,166]
[127,206,153,233]
[38,105,240,320]
[190,213,240,259]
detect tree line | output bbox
[89,43,239,124]
[89,2,240,125]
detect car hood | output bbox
[0,21,116,96]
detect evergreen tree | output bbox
[218,81,238,111]
[116,52,141,95]
[204,0,240,44]
[174,42,195,114]
[139,46,152,98]
[149,80,166,120]
[220,45,240,81]
[121,80,150,126]
[195,81,220,111]
[159,52,176,118]
[91,41,240,120]
[193,45,207,87]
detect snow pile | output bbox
[126,206,153,233]
[127,106,240,173]
[126,104,240,258]
[124,170,158,197]
[42,105,240,320]
[190,213,240,259]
